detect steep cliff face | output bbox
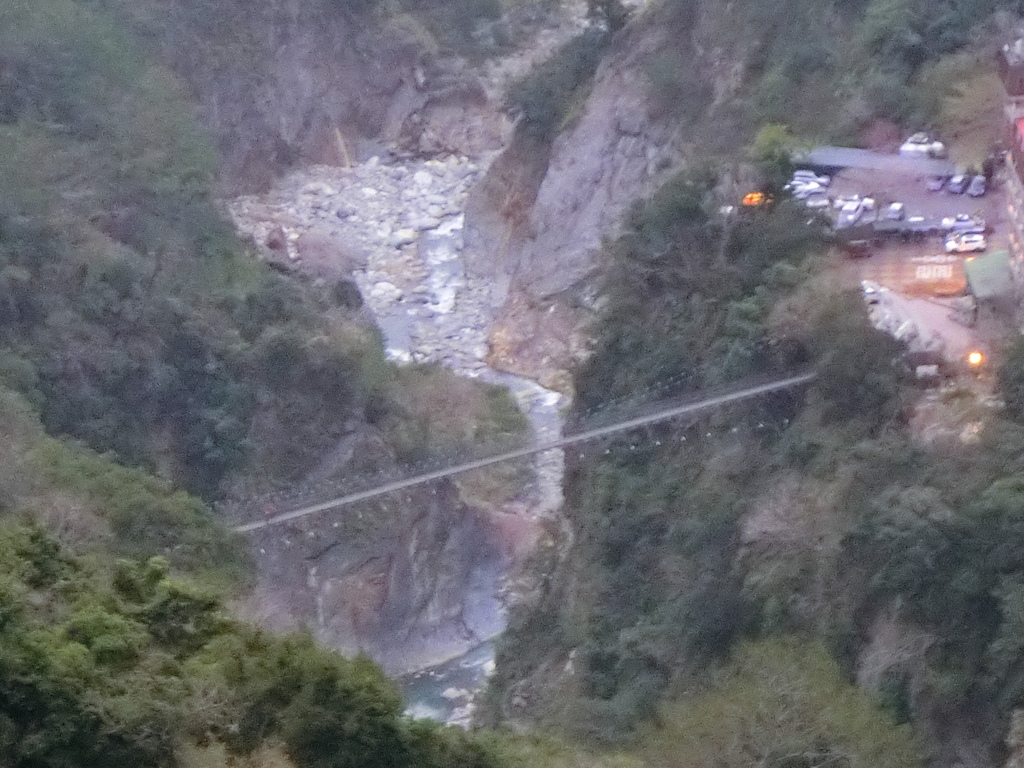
[223,149,561,676]
[465,0,743,386]
[81,0,582,677]
[102,0,511,191]
[242,479,510,674]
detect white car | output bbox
[883,202,905,221]
[785,180,825,198]
[804,193,831,209]
[837,198,875,228]
[836,199,863,228]
[900,132,947,158]
[945,233,986,253]
[861,280,886,304]
[791,170,831,187]
[832,194,863,209]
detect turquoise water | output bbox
[400,641,495,724]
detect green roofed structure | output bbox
[963,249,1017,321]
[964,250,1013,301]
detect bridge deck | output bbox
[233,371,816,533]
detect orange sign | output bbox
[903,255,967,296]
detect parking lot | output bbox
[829,165,1007,248]
[805,157,1008,366]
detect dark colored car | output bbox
[945,213,987,234]
[966,175,987,197]
[841,239,872,258]
[947,174,969,194]
[927,175,948,192]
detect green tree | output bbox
[803,291,908,429]
[636,639,925,768]
[858,0,923,67]
[999,335,1024,422]
[748,124,800,194]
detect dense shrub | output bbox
[636,639,925,768]
[999,335,1024,422]
[0,523,510,768]
[506,30,610,139]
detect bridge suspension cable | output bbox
[233,370,816,533]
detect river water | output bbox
[221,0,604,719]
[228,153,567,725]
[401,641,496,725]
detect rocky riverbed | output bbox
[228,151,568,720]
[229,152,566,456]
[221,0,615,723]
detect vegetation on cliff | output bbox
[1,0,368,497]
[634,639,924,768]
[506,29,610,140]
[728,0,1020,144]
[0,0,526,502]
[486,165,910,739]
[7,0,1024,764]
[0,516,519,768]
[0,2,533,766]
[487,6,1024,746]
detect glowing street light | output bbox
[967,351,984,367]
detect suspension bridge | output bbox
[233,371,816,533]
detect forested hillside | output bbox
[0,0,524,501]
[7,0,1024,765]
[482,0,1024,765]
[0,0,527,765]
[0,0,377,498]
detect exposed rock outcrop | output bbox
[112,0,523,191]
[228,148,568,680]
[462,0,761,383]
[244,480,506,674]
[464,5,697,383]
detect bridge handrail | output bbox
[231,370,816,533]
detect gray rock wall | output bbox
[228,150,567,677]
[119,0,509,191]
[246,481,506,675]
[463,4,700,384]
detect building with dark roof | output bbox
[997,36,1024,311]
[795,147,955,176]
[999,38,1024,97]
